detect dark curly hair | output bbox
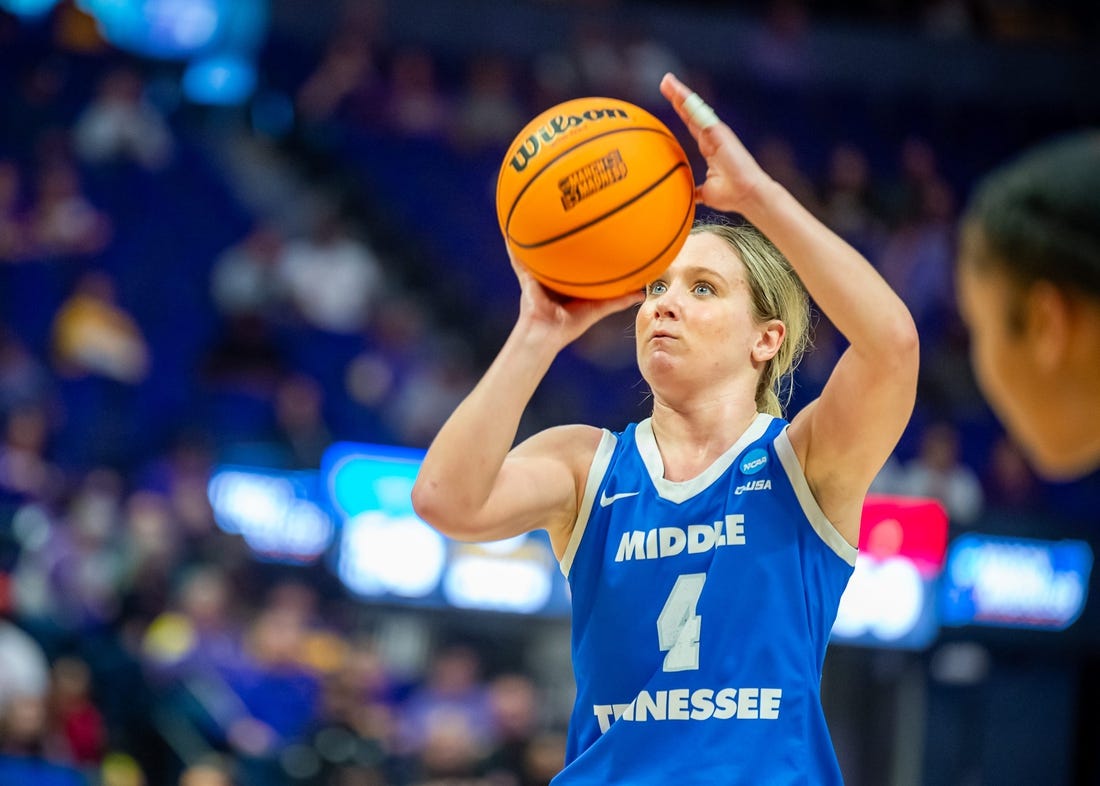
[960,130,1100,300]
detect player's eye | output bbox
[692,282,714,296]
[646,281,668,296]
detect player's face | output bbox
[636,233,764,393]
[955,249,1052,471]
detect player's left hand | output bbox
[660,72,773,215]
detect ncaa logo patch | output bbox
[740,448,769,475]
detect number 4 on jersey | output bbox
[656,573,706,672]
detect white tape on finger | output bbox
[683,92,719,129]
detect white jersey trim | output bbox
[773,426,858,566]
[635,413,774,504]
[560,429,618,578]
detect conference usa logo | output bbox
[508,107,630,173]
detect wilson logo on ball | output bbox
[507,107,630,173]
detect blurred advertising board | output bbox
[940,534,1093,631]
[207,466,335,564]
[831,495,949,649]
[322,442,571,616]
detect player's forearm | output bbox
[741,179,918,362]
[412,321,559,531]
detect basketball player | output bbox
[411,73,918,784]
[955,131,1100,480]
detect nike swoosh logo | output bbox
[599,491,640,508]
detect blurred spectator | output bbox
[200,315,286,399]
[892,422,985,526]
[51,271,150,384]
[0,693,88,785]
[747,0,814,86]
[570,23,626,96]
[6,502,63,625]
[345,294,435,413]
[270,373,332,469]
[820,143,884,257]
[49,656,105,767]
[134,435,221,563]
[0,327,57,421]
[143,587,321,781]
[916,314,988,421]
[140,563,239,685]
[0,160,30,261]
[386,334,478,448]
[44,468,128,630]
[298,637,398,784]
[209,224,287,322]
[530,48,582,111]
[1,59,69,154]
[982,435,1042,514]
[876,177,956,339]
[753,136,821,217]
[296,31,383,129]
[620,29,683,108]
[451,56,526,154]
[409,711,484,784]
[516,731,566,786]
[334,636,402,730]
[28,161,112,259]
[178,755,236,786]
[217,584,325,758]
[276,212,385,335]
[0,403,64,506]
[879,136,943,227]
[398,644,494,758]
[0,617,50,716]
[479,673,542,785]
[117,490,182,630]
[383,48,449,139]
[73,67,173,171]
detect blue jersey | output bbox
[554,414,856,785]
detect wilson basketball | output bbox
[496,97,695,299]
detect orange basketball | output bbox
[496,97,695,300]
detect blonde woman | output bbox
[412,73,918,784]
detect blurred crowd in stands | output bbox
[673,0,1099,42]
[0,1,1097,784]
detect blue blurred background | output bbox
[0,1,1098,784]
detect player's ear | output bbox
[752,319,785,363]
[1022,281,1070,372]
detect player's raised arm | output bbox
[410,253,641,556]
[660,72,919,544]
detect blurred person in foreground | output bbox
[412,73,918,784]
[955,131,1100,479]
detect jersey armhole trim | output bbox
[559,429,617,578]
[774,426,858,567]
